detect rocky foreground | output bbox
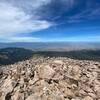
[0,57,100,100]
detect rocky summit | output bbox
[0,57,100,100]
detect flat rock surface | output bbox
[0,57,100,100]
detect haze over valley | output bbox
[0,42,100,51]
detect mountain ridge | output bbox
[0,42,100,51]
[0,47,100,65]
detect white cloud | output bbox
[1,0,51,14]
[0,2,52,38]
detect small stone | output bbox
[0,92,2,97]
[83,96,93,100]
[0,70,3,75]
[72,65,80,74]
[88,93,96,98]
[12,91,24,100]
[21,71,25,75]
[2,77,14,93]
[26,94,38,100]
[53,60,63,65]
[38,65,55,79]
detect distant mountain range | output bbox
[0,42,100,51]
[0,47,100,65]
[0,42,100,65]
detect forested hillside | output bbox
[0,48,100,65]
[0,48,33,65]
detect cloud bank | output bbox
[0,0,52,42]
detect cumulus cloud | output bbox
[0,1,52,42]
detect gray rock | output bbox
[0,57,100,100]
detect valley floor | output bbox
[0,57,100,100]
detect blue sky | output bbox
[0,0,100,42]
